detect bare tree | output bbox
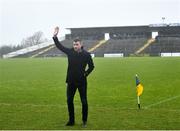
[21,31,47,47]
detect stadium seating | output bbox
[143,36,180,56]
[92,38,147,56]
[14,45,54,58]
[4,25,180,58]
[37,40,99,57]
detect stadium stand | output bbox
[135,38,156,54]
[92,38,147,56]
[3,41,54,58]
[14,45,54,58]
[36,40,99,57]
[2,24,180,58]
[143,36,180,56]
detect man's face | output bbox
[73,41,82,52]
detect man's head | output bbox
[73,38,82,52]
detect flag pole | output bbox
[136,74,141,109]
[137,95,141,109]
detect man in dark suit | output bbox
[53,27,94,127]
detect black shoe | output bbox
[82,121,87,127]
[66,121,75,126]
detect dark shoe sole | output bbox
[66,122,75,126]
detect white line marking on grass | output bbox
[144,95,180,109]
[0,103,67,108]
[0,103,137,110]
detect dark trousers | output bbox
[66,82,88,122]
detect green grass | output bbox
[0,57,180,130]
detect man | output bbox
[53,27,94,127]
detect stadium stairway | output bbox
[30,45,55,58]
[88,39,108,52]
[135,38,156,54]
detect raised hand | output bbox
[53,26,59,37]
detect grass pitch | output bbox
[0,57,180,129]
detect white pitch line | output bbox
[0,103,67,108]
[0,103,137,110]
[144,95,180,109]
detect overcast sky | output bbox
[0,0,180,46]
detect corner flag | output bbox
[136,75,143,96]
[135,74,144,109]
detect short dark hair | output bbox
[73,37,81,43]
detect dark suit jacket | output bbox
[53,37,94,84]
